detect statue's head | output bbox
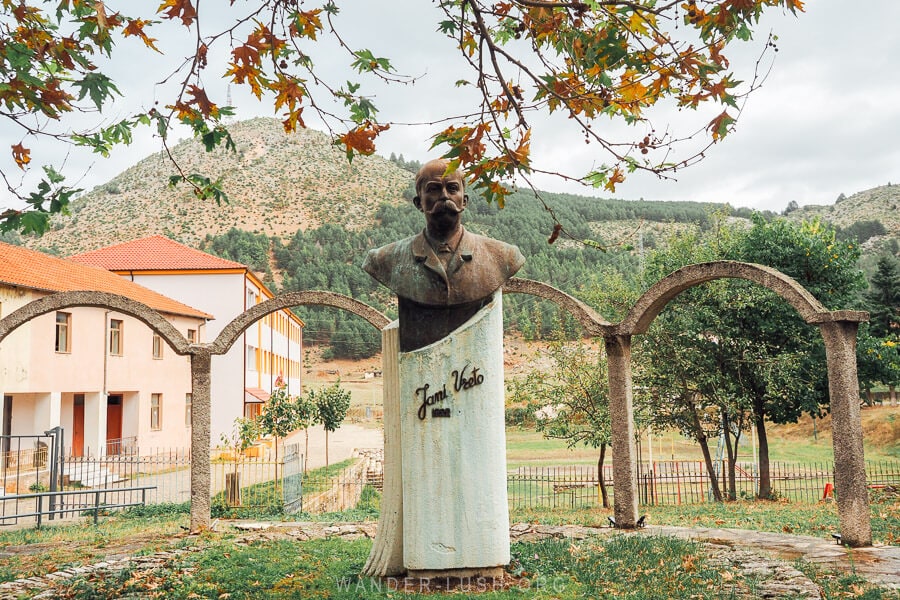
[413,159,468,235]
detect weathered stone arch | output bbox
[503,263,871,547]
[188,290,388,532]
[209,291,390,355]
[617,261,866,336]
[503,277,612,336]
[0,290,190,354]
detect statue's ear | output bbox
[461,193,469,209]
[413,195,423,211]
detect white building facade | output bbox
[0,242,210,456]
[70,236,304,442]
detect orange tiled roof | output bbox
[69,235,247,271]
[0,242,212,319]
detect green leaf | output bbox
[73,72,121,110]
[43,165,65,185]
[438,20,457,35]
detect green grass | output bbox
[794,561,899,599]
[209,457,362,519]
[510,489,900,546]
[3,497,898,595]
[38,532,900,599]
[0,503,192,584]
[507,424,900,467]
[37,535,774,599]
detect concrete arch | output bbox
[503,277,612,336]
[210,290,391,355]
[618,261,867,336]
[0,290,190,354]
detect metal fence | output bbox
[508,460,900,509]
[6,448,899,526]
[1,444,385,527]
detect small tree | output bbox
[219,416,260,507]
[295,392,320,474]
[312,382,352,468]
[257,377,301,486]
[510,336,614,507]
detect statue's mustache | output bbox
[425,200,464,215]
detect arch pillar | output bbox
[189,348,213,533]
[604,334,639,528]
[819,320,871,547]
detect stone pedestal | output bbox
[399,292,510,573]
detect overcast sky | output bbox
[2,0,898,216]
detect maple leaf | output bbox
[291,9,323,40]
[11,143,30,170]
[707,110,734,140]
[339,122,389,160]
[232,45,260,68]
[225,62,266,98]
[185,85,217,118]
[604,167,625,192]
[158,0,196,27]
[93,1,108,29]
[510,129,531,168]
[272,76,305,113]
[123,19,161,53]
[281,108,306,133]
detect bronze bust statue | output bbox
[363,159,525,351]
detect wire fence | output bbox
[507,460,900,509]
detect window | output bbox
[152,333,163,359]
[187,329,197,344]
[185,393,192,428]
[247,346,256,371]
[109,319,123,355]
[55,312,71,353]
[150,393,162,430]
[245,402,262,420]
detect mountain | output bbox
[21,116,899,258]
[24,117,414,256]
[786,184,900,252]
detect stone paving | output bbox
[1,521,898,598]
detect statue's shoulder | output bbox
[362,233,419,282]
[464,230,525,275]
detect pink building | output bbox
[70,236,304,442]
[0,242,211,455]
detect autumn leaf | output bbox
[272,75,305,114]
[707,110,735,141]
[338,122,389,160]
[225,62,266,98]
[123,19,161,53]
[291,10,323,40]
[185,85,217,118]
[11,143,30,169]
[281,108,306,133]
[604,167,625,192]
[158,0,196,27]
[93,1,108,29]
[510,129,531,168]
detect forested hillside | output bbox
[204,185,743,359]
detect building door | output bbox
[72,394,85,457]
[106,394,123,455]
